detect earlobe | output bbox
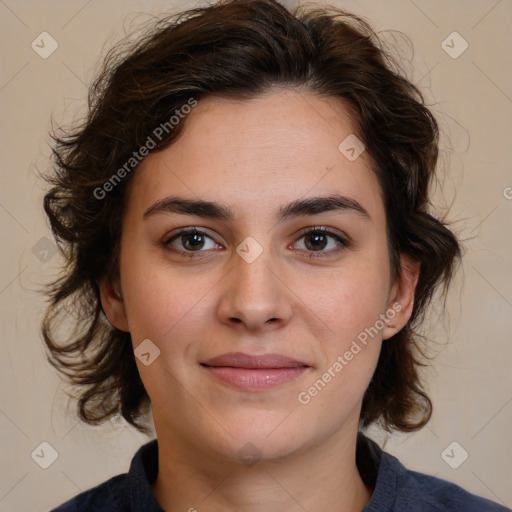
[382,254,420,340]
[98,275,130,332]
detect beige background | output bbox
[0,0,511,510]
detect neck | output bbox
[152,422,373,512]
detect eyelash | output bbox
[162,226,350,259]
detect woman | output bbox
[42,0,509,510]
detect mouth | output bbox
[200,352,310,390]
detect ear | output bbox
[382,254,420,340]
[98,275,130,332]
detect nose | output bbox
[217,245,294,332]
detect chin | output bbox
[203,411,317,465]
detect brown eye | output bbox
[293,227,349,258]
[163,229,220,256]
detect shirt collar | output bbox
[127,439,163,511]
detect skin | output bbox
[100,88,419,512]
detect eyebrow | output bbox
[143,194,371,222]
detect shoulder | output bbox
[49,439,160,512]
[378,449,509,511]
[358,434,510,512]
[398,464,509,511]
[50,474,128,511]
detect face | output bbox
[101,88,417,463]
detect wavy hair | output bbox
[42,0,462,433]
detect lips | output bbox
[201,352,310,390]
[202,352,308,369]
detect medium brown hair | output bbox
[42,0,461,433]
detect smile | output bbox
[201,352,310,390]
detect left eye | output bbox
[163,227,349,257]
[294,227,349,255]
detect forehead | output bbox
[127,89,385,224]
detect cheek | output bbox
[298,260,390,342]
[292,257,390,406]
[122,273,192,339]
[119,250,219,363]
[294,268,388,415]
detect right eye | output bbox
[162,228,222,257]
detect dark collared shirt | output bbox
[50,433,510,511]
